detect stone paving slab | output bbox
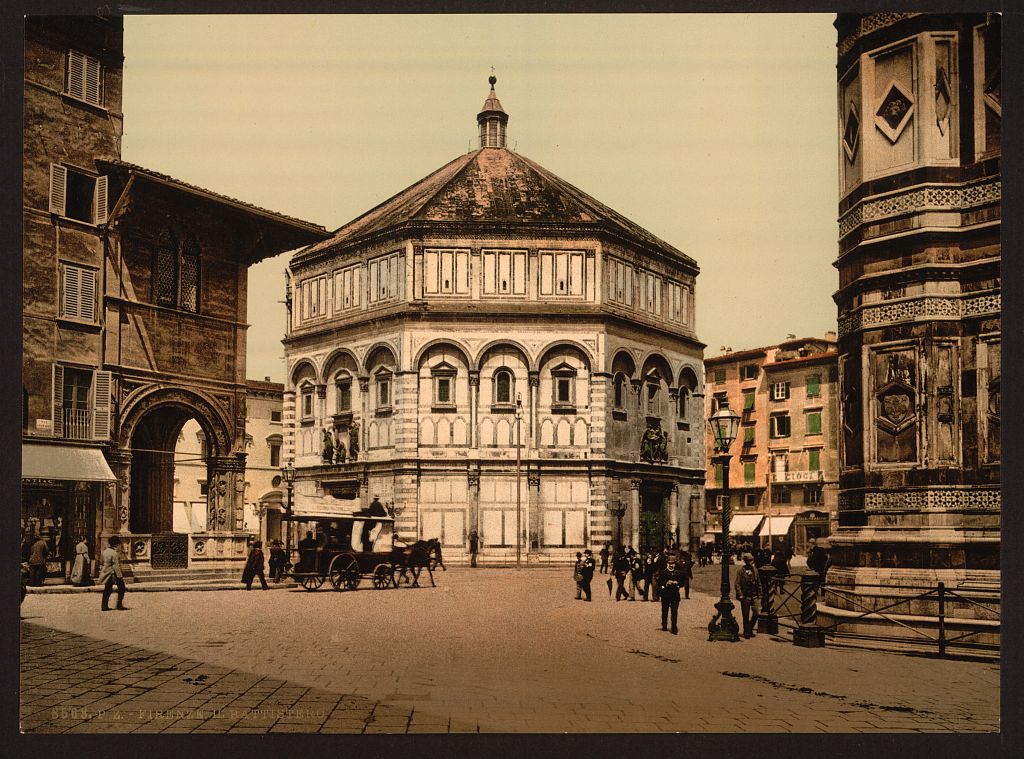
[19,566,999,734]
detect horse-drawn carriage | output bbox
[283,511,441,591]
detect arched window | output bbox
[494,368,514,406]
[613,373,626,410]
[299,381,315,420]
[334,372,353,413]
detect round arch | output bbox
[363,341,400,373]
[640,351,675,389]
[536,339,595,371]
[321,348,361,384]
[610,348,638,378]
[678,365,700,391]
[475,339,533,373]
[413,338,473,371]
[118,386,233,459]
[289,358,319,388]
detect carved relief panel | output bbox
[980,338,1000,465]
[930,341,960,465]
[870,347,920,465]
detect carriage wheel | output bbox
[300,575,325,591]
[329,554,360,591]
[372,564,395,589]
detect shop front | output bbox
[21,444,115,582]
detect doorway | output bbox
[639,486,668,553]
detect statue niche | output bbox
[640,421,669,464]
[874,352,918,463]
[840,355,863,467]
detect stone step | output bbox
[128,568,240,584]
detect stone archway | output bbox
[115,388,238,540]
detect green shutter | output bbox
[807,374,820,397]
[743,461,756,484]
[807,412,821,435]
[714,463,723,486]
[743,426,755,445]
[715,368,725,384]
[743,392,755,411]
[808,449,820,471]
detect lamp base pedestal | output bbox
[707,599,741,642]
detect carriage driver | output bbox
[358,495,389,551]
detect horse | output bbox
[391,538,442,587]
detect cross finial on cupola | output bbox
[478,71,508,148]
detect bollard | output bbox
[792,572,826,648]
[757,566,779,635]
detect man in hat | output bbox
[268,540,287,582]
[657,555,686,634]
[98,536,128,611]
[734,552,761,638]
[579,549,596,601]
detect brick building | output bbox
[703,336,839,554]
[283,77,706,563]
[21,16,326,581]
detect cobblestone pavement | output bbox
[20,566,999,733]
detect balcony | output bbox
[771,469,824,484]
[62,409,92,440]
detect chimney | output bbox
[264,376,271,382]
[786,333,796,340]
[825,330,837,341]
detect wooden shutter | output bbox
[49,164,67,216]
[714,463,723,486]
[743,462,756,484]
[808,449,820,471]
[807,412,821,435]
[743,392,755,411]
[67,51,85,100]
[93,175,108,224]
[61,265,80,319]
[52,365,64,438]
[92,371,112,440]
[806,374,820,397]
[84,54,101,106]
[743,426,755,445]
[80,266,97,321]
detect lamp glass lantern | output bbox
[709,406,741,452]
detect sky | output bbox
[122,13,839,383]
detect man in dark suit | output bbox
[657,556,686,634]
[579,549,596,601]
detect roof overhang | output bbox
[99,160,329,265]
[22,444,116,483]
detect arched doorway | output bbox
[117,388,236,569]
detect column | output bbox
[469,371,480,449]
[358,376,370,456]
[467,468,480,553]
[630,479,641,548]
[528,372,539,448]
[315,383,327,426]
[669,484,680,546]
[528,469,541,557]
[106,449,132,536]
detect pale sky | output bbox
[122,13,839,383]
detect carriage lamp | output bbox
[707,406,741,642]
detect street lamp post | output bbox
[707,405,741,643]
[281,459,296,567]
[515,394,523,568]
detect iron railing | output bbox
[762,569,1000,658]
[63,409,92,440]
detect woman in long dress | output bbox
[70,538,91,586]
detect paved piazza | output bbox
[20,566,999,734]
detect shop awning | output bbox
[758,515,794,537]
[729,514,765,536]
[22,444,116,482]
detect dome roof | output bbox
[299,147,696,270]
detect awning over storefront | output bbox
[729,514,765,536]
[22,444,116,482]
[758,516,794,537]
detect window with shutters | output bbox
[770,381,791,401]
[539,251,586,298]
[49,164,108,225]
[481,250,527,296]
[806,374,821,398]
[65,50,102,107]
[742,390,755,413]
[51,365,111,440]
[368,252,404,305]
[806,411,822,436]
[770,413,791,438]
[743,461,756,485]
[742,425,756,447]
[152,229,200,313]
[808,448,821,472]
[741,364,759,381]
[713,368,726,385]
[59,263,98,323]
